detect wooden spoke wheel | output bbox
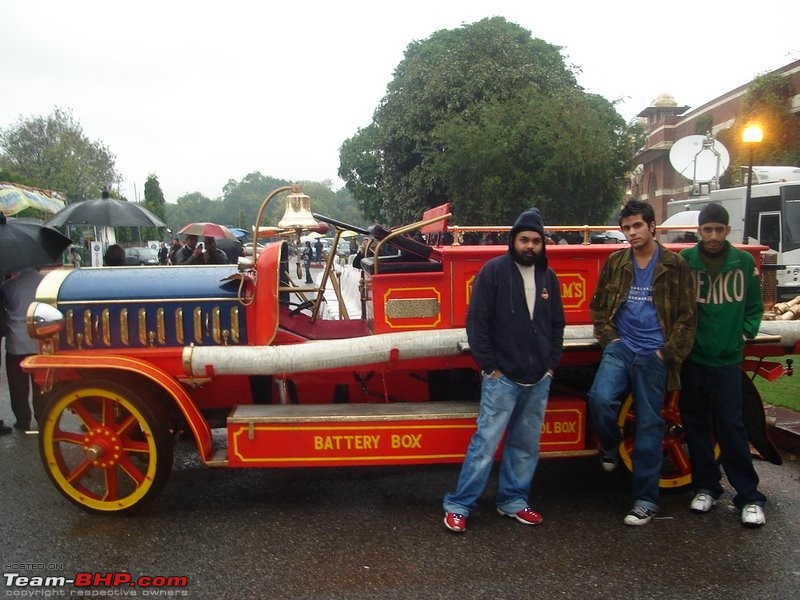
[616,390,719,489]
[39,380,174,514]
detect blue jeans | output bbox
[443,373,551,517]
[587,341,667,511]
[679,360,766,509]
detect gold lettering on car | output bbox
[391,433,422,448]
[313,434,381,451]
[541,421,577,433]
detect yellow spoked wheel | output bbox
[39,380,174,514]
[617,390,718,489]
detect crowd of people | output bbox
[66,236,246,268]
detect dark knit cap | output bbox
[698,203,729,226]
[509,208,546,261]
[510,207,545,241]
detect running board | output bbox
[208,399,587,468]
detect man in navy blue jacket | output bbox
[443,208,565,533]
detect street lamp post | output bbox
[742,124,763,243]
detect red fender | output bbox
[22,354,213,462]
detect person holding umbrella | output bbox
[175,223,239,265]
[1,268,44,431]
[174,235,199,264]
[187,236,228,265]
[0,213,71,432]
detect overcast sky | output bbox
[1,0,798,203]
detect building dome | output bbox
[651,93,678,107]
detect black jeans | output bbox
[679,360,766,508]
[6,353,41,429]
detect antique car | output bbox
[24,185,798,513]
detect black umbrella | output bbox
[0,213,73,276]
[46,196,166,228]
[214,237,245,264]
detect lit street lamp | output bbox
[742,124,763,243]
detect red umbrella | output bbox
[177,222,237,240]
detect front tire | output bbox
[39,380,174,514]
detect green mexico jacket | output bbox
[680,242,763,367]
[590,241,697,390]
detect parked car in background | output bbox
[243,242,265,256]
[336,240,353,257]
[125,247,160,266]
[590,230,629,244]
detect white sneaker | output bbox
[599,448,618,473]
[690,492,717,513]
[741,504,765,528]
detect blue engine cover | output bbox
[50,266,248,349]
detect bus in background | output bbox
[666,174,800,302]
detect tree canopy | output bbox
[714,72,799,188]
[0,107,120,201]
[165,173,367,236]
[0,108,366,238]
[140,174,167,241]
[339,17,641,226]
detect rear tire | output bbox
[617,391,719,489]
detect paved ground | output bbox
[2,425,800,599]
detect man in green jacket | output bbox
[588,199,696,526]
[679,203,767,527]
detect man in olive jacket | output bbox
[588,200,696,526]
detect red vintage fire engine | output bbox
[23,185,798,513]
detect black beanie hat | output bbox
[509,207,546,261]
[510,208,545,241]
[698,203,729,226]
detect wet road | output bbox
[1,394,799,599]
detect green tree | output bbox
[716,73,800,188]
[0,107,120,201]
[220,172,291,230]
[161,173,364,241]
[339,17,638,226]
[738,73,800,170]
[166,191,215,231]
[338,124,383,221]
[140,174,167,241]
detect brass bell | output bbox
[277,190,318,230]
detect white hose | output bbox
[184,328,469,377]
[183,321,800,378]
[755,320,800,347]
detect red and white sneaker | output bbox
[444,512,467,533]
[497,506,543,525]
